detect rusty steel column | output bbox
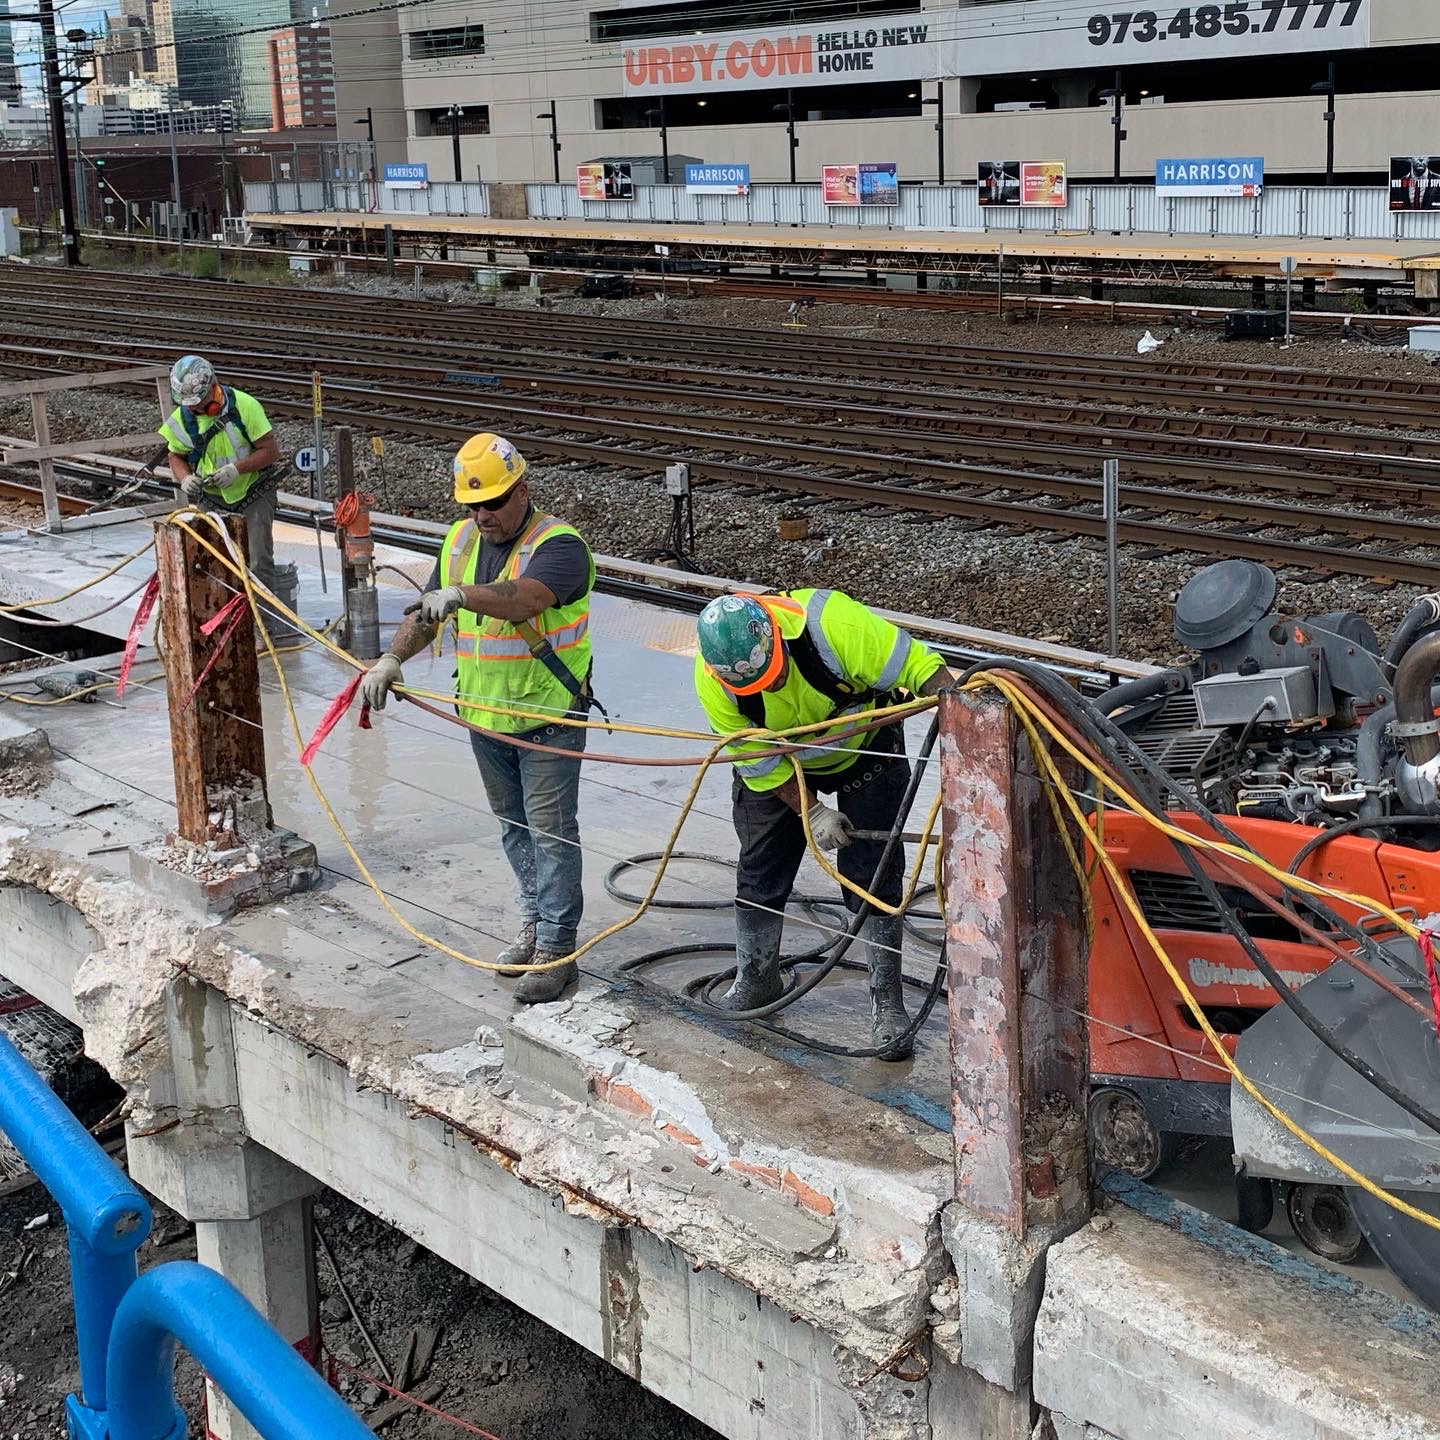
[940,688,1090,1237]
[156,514,271,844]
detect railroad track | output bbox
[2,268,1439,586]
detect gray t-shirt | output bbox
[426,509,590,607]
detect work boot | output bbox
[494,922,537,978]
[717,906,785,1012]
[513,947,578,1005]
[865,914,913,1061]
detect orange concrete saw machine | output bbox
[1080,559,1440,1300]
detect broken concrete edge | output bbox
[0,819,952,1368]
[1035,1200,1440,1440]
[0,713,53,773]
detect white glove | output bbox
[807,800,854,851]
[359,654,403,711]
[209,461,240,489]
[419,586,465,626]
[180,473,205,500]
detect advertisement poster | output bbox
[576,162,635,201]
[684,163,751,195]
[823,162,899,206]
[1156,157,1264,198]
[383,163,428,190]
[620,2,1369,98]
[1021,160,1067,208]
[977,160,1020,207]
[1390,156,1440,211]
[822,164,860,206]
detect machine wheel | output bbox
[1088,1086,1177,1180]
[1235,1174,1275,1234]
[1284,1184,1369,1264]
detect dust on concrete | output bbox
[0,1178,719,1440]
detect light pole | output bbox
[645,98,671,184]
[356,104,377,205]
[771,91,798,184]
[1097,70,1125,183]
[921,81,944,185]
[445,104,463,183]
[1310,61,1337,187]
[537,100,561,183]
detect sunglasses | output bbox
[466,490,518,514]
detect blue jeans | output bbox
[469,721,586,953]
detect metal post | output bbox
[935,79,945,186]
[448,104,463,183]
[38,0,80,265]
[168,111,182,262]
[155,515,269,844]
[311,371,325,503]
[786,88,798,185]
[546,99,561,184]
[1111,69,1124,183]
[939,691,1090,1235]
[30,158,43,249]
[659,95,670,185]
[71,87,85,229]
[1325,60,1336,188]
[1103,459,1120,657]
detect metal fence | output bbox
[0,1030,373,1440]
[244,177,1440,243]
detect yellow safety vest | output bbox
[439,511,595,736]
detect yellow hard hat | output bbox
[452,433,527,504]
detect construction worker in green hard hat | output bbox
[360,433,599,1005]
[693,591,954,1061]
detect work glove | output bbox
[807,800,854,851]
[418,585,465,626]
[180,473,205,500]
[359,654,403,711]
[209,461,240,490]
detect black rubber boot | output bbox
[717,906,785,1012]
[513,948,579,1005]
[495,922,537,979]
[865,914,913,1061]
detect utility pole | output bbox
[786,89,798,184]
[1311,61,1337,187]
[659,95,670,185]
[922,81,945,185]
[537,100,560,183]
[446,104,463,183]
[71,86,85,228]
[38,0,80,265]
[168,109,183,262]
[1098,70,1126,184]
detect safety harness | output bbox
[177,389,283,512]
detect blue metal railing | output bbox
[0,1030,374,1440]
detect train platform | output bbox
[0,511,1433,1440]
[246,209,1440,283]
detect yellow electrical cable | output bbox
[976,671,1440,1236]
[172,512,944,971]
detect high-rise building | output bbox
[0,0,20,107]
[88,0,176,103]
[267,20,334,130]
[170,0,292,128]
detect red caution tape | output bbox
[1421,929,1440,1036]
[199,592,245,637]
[115,572,161,699]
[180,599,249,717]
[301,673,364,767]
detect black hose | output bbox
[613,716,947,1060]
[1383,597,1440,673]
[1095,668,1187,719]
[961,659,1440,1138]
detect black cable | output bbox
[969,660,1440,1137]
[613,715,946,1060]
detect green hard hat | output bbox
[697,595,779,693]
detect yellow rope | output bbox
[976,671,1440,1236]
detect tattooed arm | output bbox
[456,577,559,624]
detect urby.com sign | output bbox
[685,163,751,196]
[384,162,430,190]
[1155,157,1264,199]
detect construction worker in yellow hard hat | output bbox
[361,434,599,1003]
